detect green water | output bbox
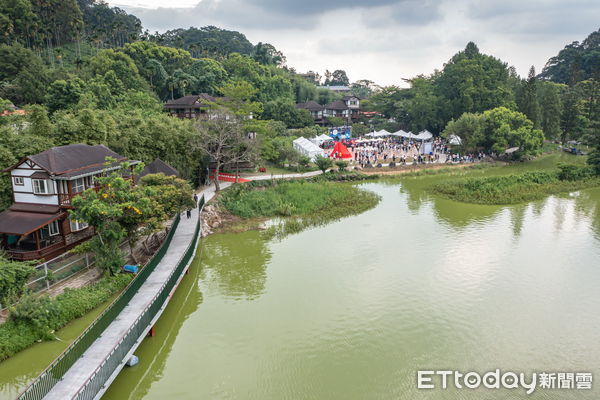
[4,154,600,399]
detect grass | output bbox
[0,274,131,361]
[432,166,600,205]
[218,173,381,238]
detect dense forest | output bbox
[0,0,599,209]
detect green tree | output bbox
[434,42,514,122]
[217,80,263,117]
[187,58,228,95]
[87,49,147,91]
[537,81,563,140]
[314,155,333,173]
[71,161,152,272]
[479,107,544,158]
[262,100,313,128]
[442,112,483,152]
[518,66,540,128]
[46,77,86,112]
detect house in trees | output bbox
[296,101,325,124]
[164,93,223,119]
[136,158,180,183]
[0,144,140,261]
[297,95,360,125]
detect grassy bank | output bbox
[219,172,381,238]
[432,164,600,205]
[0,274,131,361]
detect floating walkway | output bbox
[19,197,205,400]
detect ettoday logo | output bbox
[417,370,593,394]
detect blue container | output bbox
[123,264,139,274]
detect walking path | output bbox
[44,206,201,400]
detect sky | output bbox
[107,0,600,87]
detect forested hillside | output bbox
[0,0,598,210]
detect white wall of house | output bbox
[10,163,58,205]
[345,97,360,109]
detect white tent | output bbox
[415,130,433,141]
[310,134,333,146]
[391,129,407,137]
[448,134,462,145]
[366,129,393,137]
[293,137,325,161]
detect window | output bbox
[40,220,60,239]
[69,218,89,232]
[13,176,24,186]
[33,179,53,194]
[70,178,85,193]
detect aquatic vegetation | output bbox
[218,175,381,239]
[432,165,600,205]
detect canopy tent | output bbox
[391,129,408,137]
[293,137,325,161]
[330,142,353,159]
[415,130,433,140]
[366,129,393,138]
[310,134,334,146]
[448,134,462,145]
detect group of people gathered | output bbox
[323,136,487,167]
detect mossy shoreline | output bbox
[431,166,600,205]
[209,172,381,239]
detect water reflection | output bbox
[199,230,271,300]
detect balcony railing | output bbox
[8,238,66,261]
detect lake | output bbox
[3,160,600,399]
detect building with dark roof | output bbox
[297,95,361,125]
[0,144,139,261]
[164,93,223,119]
[136,159,180,183]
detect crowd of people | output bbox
[321,136,487,167]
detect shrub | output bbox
[557,163,594,181]
[335,160,348,171]
[10,295,62,339]
[0,255,35,307]
[314,155,333,173]
[0,274,131,360]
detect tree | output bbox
[518,66,540,128]
[540,29,600,84]
[87,49,147,91]
[328,69,350,86]
[252,42,286,66]
[442,112,483,152]
[0,44,49,104]
[70,161,153,272]
[187,58,227,95]
[191,111,256,191]
[479,107,544,158]
[314,155,333,173]
[537,81,563,140]
[262,100,313,128]
[350,80,377,98]
[434,42,514,123]
[217,80,263,117]
[46,76,86,112]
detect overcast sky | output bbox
[108,0,600,87]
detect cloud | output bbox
[109,0,600,86]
